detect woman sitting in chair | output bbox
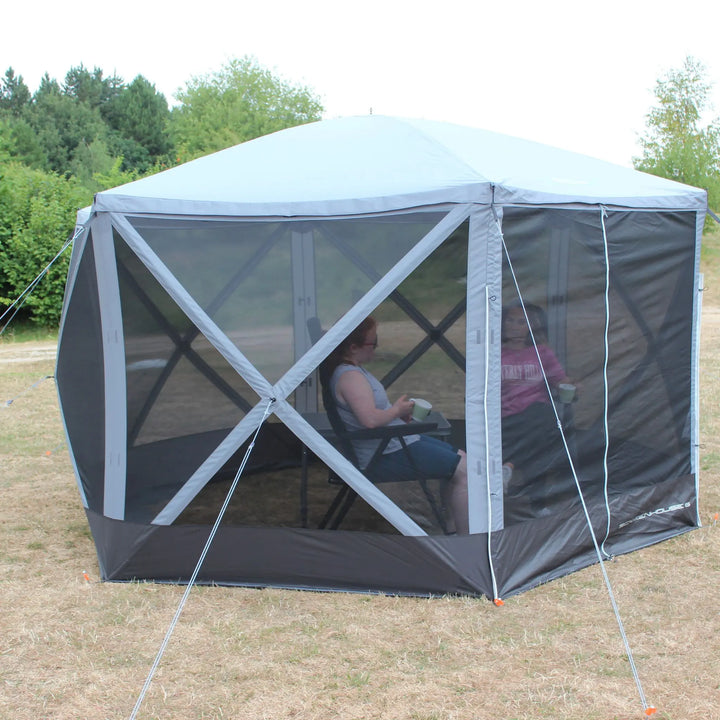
[501,303,572,502]
[321,316,469,534]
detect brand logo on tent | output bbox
[618,502,692,529]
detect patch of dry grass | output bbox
[2,301,719,719]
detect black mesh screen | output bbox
[56,234,105,513]
[114,231,258,521]
[500,207,695,523]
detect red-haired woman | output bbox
[322,317,469,534]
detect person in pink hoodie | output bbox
[501,303,572,502]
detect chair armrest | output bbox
[339,422,438,441]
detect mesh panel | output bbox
[371,222,468,420]
[56,234,105,513]
[125,211,466,534]
[500,207,695,524]
[114,231,259,521]
[129,218,293,383]
[313,214,447,325]
[129,213,446,385]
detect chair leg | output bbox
[417,477,448,534]
[329,488,358,530]
[396,437,449,534]
[319,484,353,529]
[320,454,449,534]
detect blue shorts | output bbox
[370,435,461,482]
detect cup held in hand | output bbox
[410,398,432,421]
[558,383,576,403]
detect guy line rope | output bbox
[0,228,79,337]
[129,397,276,720]
[498,212,656,718]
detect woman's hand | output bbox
[393,395,415,422]
[565,377,582,397]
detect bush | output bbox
[0,162,91,327]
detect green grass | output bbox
[0,321,58,344]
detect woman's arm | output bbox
[336,369,414,428]
[539,345,581,397]
[539,345,570,387]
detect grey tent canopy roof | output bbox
[93,115,706,217]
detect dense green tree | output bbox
[0,117,46,168]
[63,64,123,108]
[171,55,323,159]
[634,56,720,216]
[0,121,10,162]
[0,162,91,326]
[105,132,152,172]
[34,73,61,99]
[28,73,108,174]
[0,69,41,167]
[68,138,117,190]
[104,75,171,162]
[91,156,140,190]
[0,68,31,116]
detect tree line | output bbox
[1,55,718,329]
[633,56,720,225]
[0,56,323,328]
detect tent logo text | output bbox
[618,502,692,529]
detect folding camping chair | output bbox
[308,318,449,532]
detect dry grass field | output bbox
[1,238,719,720]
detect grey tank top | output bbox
[329,364,418,469]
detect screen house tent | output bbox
[55,116,706,599]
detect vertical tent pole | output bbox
[93,214,127,520]
[291,229,318,413]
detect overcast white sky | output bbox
[4,0,720,167]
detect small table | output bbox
[299,411,452,527]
